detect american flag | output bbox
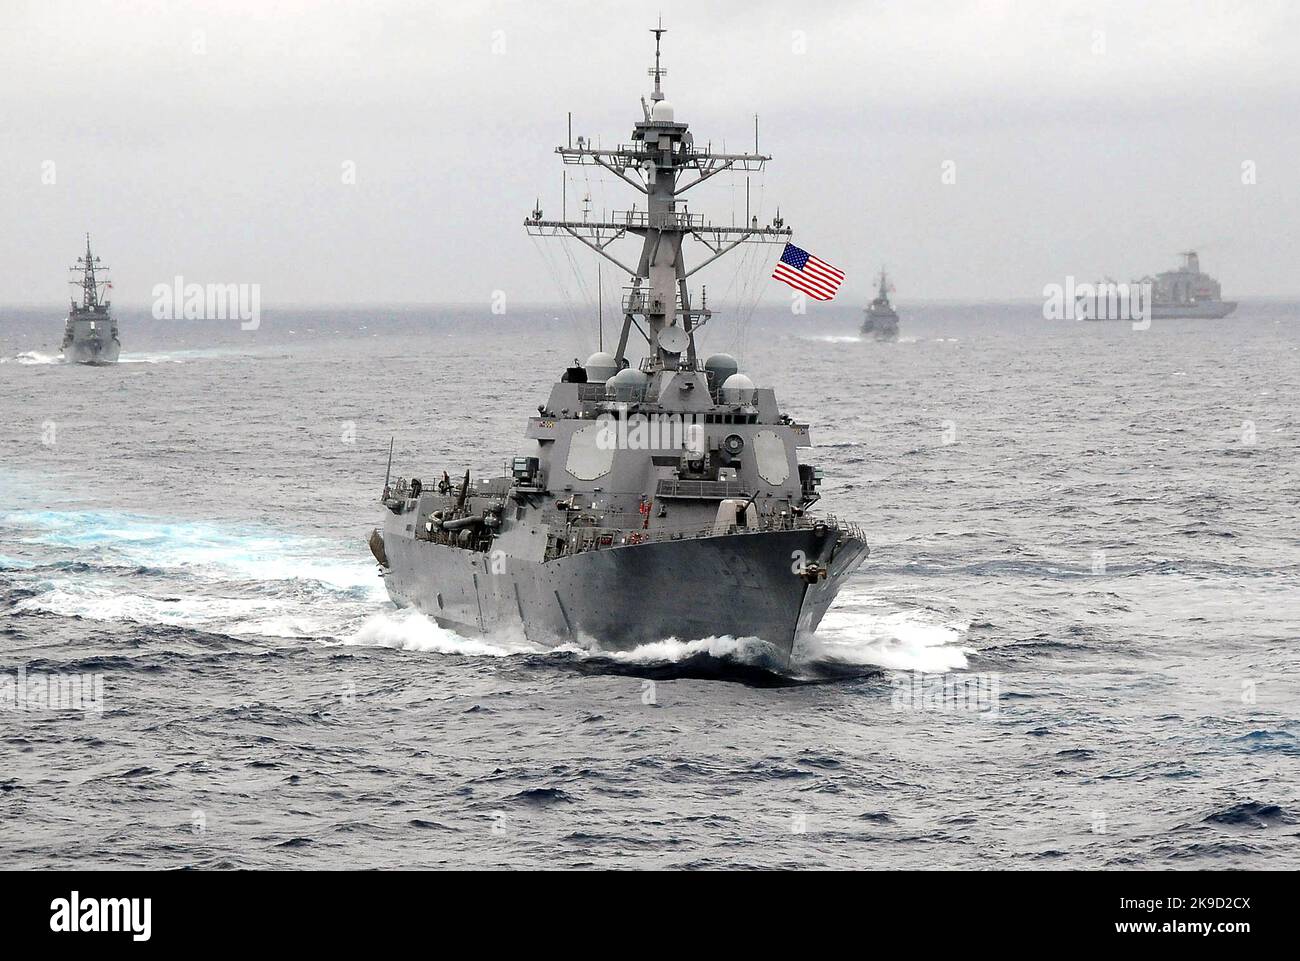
[771,243,845,301]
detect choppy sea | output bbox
[2,303,1297,868]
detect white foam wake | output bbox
[341,608,786,665]
[117,352,184,364]
[344,608,537,657]
[337,569,975,673]
[1,350,182,365]
[1,508,383,641]
[3,350,63,365]
[801,334,863,344]
[10,584,311,635]
[341,604,962,673]
[5,509,378,595]
[799,594,972,672]
[575,634,782,665]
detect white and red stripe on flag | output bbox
[771,243,845,301]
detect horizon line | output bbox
[1,295,1296,311]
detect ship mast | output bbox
[69,233,108,310]
[525,21,791,372]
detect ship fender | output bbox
[368,528,389,568]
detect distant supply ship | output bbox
[367,23,868,661]
[62,234,120,364]
[1145,251,1237,319]
[861,268,899,341]
[1079,251,1237,321]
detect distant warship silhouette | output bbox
[861,268,899,341]
[62,234,120,364]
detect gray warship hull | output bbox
[1081,300,1238,322]
[1151,300,1237,320]
[861,307,899,341]
[62,331,121,365]
[862,269,900,340]
[62,237,118,364]
[378,521,867,659]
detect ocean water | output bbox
[1,303,1298,869]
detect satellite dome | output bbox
[609,367,648,386]
[651,99,675,122]
[584,351,618,383]
[607,366,649,399]
[704,353,739,386]
[720,372,755,404]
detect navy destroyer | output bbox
[62,234,120,365]
[369,24,868,659]
[861,268,900,341]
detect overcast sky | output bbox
[2,0,1298,306]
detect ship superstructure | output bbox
[62,234,120,365]
[1143,251,1237,319]
[369,24,868,659]
[861,268,900,341]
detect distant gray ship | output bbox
[368,23,868,661]
[62,235,120,365]
[1145,251,1237,319]
[861,268,899,341]
[1080,251,1237,321]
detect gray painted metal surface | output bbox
[1144,251,1237,318]
[62,235,120,365]
[369,24,869,661]
[1082,251,1238,321]
[862,268,900,341]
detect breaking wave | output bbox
[4,509,374,593]
[344,608,535,657]
[3,350,63,365]
[1,508,380,640]
[341,608,781,664]
[800,592,972,672]
[340,590,971,683]
[340,610,803,685]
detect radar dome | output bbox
[651,99,675,122]
[720,372,755,404]
[584,351,618,383]
[704,353,739,387]
[607,366,650,399]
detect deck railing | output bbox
[548,513,863,559]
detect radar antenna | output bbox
[524,22,792,372]
[649,18,667,102]
[69,233,110,310]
